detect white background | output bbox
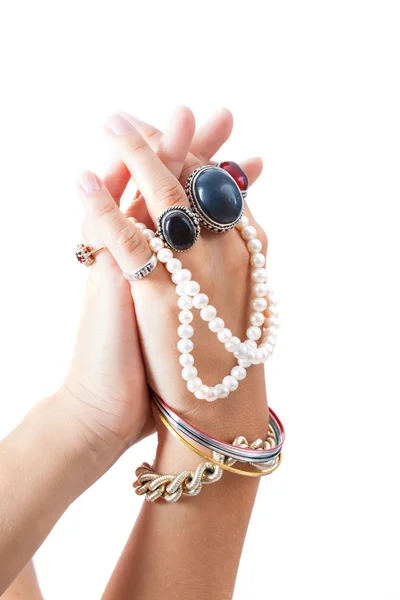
[0,1,399,598]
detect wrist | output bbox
[51,387,131,492]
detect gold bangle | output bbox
[158,411,282,478]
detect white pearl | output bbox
[135,222,147,231]
[172,268,192,284]
[195,385,209,400]
[252,350,264,365]
[187,377,203,392]
[247,326,262,340]
[238,358,252,368]
[178,324,194,339]
[251,267,268,283]
[245,339,257,348]
[225,336,241,353]
[250,312,265,327]
[266,316,279,328]
[231,366,247,381]
[142,228,155,240]
[127,217,137,224]
[149,237,164,253]
[235,215,249,231]
[218,328,232,343]
[247,349,257,362]
[176,282,186,296]
[223,375,239,392]
[268,306,279,318]
[250,253,265,268]
[257,346,269,362]
[206,387,220,402]
[247,239,263,254]
[179,310,193,324]
[252,297,267,312]
[166,258,182,273]
[177,339,194,353]
[178,295,193,310]
[215,384,230,399]
[267,291,277,306]
[179,353,194,367]
[253,283,268,297]
[208,317,225,333]
[182,280,200,296]
[182,366,198,381]
[158,248,173,263]
[200,305,217,321]
[192,293,209,309]
[234,343,249,360]
[241,225,257,240]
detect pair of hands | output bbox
[59,107,269,485]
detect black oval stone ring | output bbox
[185,162,248,233]
[156,206,201,252]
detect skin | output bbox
[0,107,269,599]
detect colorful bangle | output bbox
[152,390,285,464]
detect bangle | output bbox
[156,408,282,478]
[152,390,285,464]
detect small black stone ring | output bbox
[156,206,200,252]
[185,164,245,233]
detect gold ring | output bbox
[75,244,105,267]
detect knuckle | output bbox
[115,224,144,255]
[154,177,185,206]
[93,202,115,220]
[129,139,149,155]
[181,161,201,183]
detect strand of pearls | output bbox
[128,215,279,403]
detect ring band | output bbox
[75,244,105,267]
[123,254,158,281]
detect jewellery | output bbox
[157,411,282,477]
[75,244,105,267]
[150,217,278,402]
[127,165,279,403]
[156,206,200,252]
[123,254,158,281]
[133,397,283,500]
[133,459,224,502]
[152,390,284,463]
[185,163,245,232]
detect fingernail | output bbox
[106,113,135,135]
[80,171,101,195]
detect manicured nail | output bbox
[80,171,101,195]
[106,113,135,135]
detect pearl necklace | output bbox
[129,215,279,402]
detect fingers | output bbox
[190,107,234,162]
[105,114,188,223]
[240,157,264,186]
[77,171,153,274]
[103,159,131,206]
[126,107,196,179]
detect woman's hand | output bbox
[78,107,269,447]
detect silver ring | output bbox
[123,254,158,281]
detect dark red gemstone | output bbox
[219,161,248,191]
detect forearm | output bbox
[0,394,113,593]
[104,438,259,600]
[103,374,269,600]
[1,562,43,600]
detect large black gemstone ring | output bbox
[156,206,200,252]
[185,165,244,233]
